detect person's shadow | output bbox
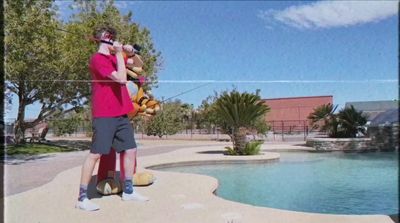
[87,175,103,199]
[87,173,123,199]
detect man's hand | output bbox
[113,41,123,53]
[108,41,127,84]
[123,44,136,57]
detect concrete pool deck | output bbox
[4,142,395,223]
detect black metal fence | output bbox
[4,119,316,142]
[268,120,311,141]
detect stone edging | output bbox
[306,137,372,151]
[147,157,280,170]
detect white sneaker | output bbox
[76,198,100,211]
[122,191,149,202]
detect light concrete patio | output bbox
[4,143,394,223]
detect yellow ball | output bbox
[133,172,155,186]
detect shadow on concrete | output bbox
[3,140,90,165]
[390,214,398,223]
[87,175,103,199]
[293,143,308,147]
[87,174,125,199]
[197,150,226,155]
[2,154,55,165]
[44,140,91,151]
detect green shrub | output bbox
[225,146,237,155]
[242,140,263,155]
[224,140,263,155]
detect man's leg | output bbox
[114,115,149,201]
[121,148,149,201]
[80,153,101,186]
[119,151,137,182]
[76,117,117,210]
[122,148,136,193]
[76,153,101,211]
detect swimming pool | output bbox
[160,151,399,215]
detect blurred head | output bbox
[93,26,117,45]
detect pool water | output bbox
[161,152,399,215]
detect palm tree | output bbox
[337,105,368,138]
[214,90,270,154]
[308,104,368,138]
[308,103,338,137]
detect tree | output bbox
[308,104,368,138]
[5,0,63,143]
[307,103,338,137]
[250,116,270,138]
[144,100,187,138]
[196,94,219,133]
[180,103,194,132]
[213,90,270,155]
[5,0,161,143]
[67,0,161,88]
[49,114,83,136]
[337,105,368,138]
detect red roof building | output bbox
[263,95,333,133]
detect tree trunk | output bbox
[14,93,26,144]
[232,127,247,154]
[14,120,25,144]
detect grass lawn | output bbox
[3,143,75,156]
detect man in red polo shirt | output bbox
[76,27,149,211]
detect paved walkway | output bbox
[3,139,229,196]
[4,141,394,223]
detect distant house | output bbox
[369,108,399,126]
[345,100,398,122]
[263,95,333,133]
[367,108,399,151]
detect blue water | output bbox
[160,152,399,215]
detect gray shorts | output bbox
[91,115,137,154]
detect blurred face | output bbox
[99,31,115,45]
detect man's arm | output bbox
[108,41,127,84]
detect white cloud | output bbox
[258,1,399,29]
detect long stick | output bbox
[161,83,211,103]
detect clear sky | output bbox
[5,1,399,120]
